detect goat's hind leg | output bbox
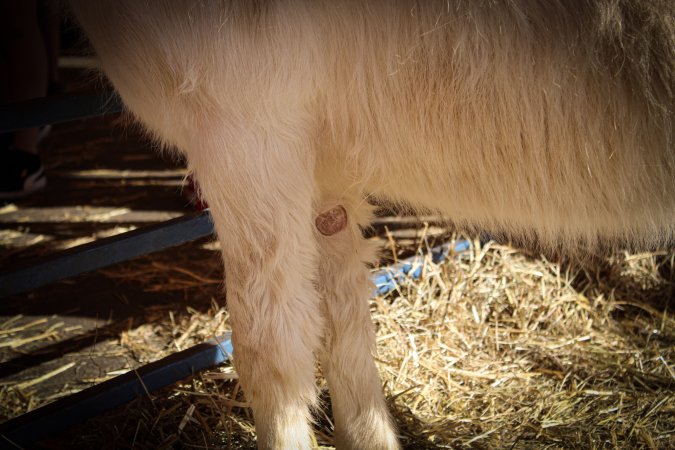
[316,194,400,450]
[186,122,323,449]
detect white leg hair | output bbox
[185,121,322,449]
[316,193,400,450]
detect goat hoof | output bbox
[316,205,347,236]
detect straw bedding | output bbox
[2,231,673,449]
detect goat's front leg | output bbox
[316,194,400,450]
[186,124,322,449]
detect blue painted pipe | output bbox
[0,334,233,449]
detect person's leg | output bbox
[37,0,61,94]
[1,0,48,153]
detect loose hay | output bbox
[4,233,674,449]
[373,238,674,449]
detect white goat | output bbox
[70,1,674,448]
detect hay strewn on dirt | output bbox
[4,233,674,449]
[374,238,674,449]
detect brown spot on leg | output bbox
[315,205,348,236]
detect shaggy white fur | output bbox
[70,2,673,448]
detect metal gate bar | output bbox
[0,91,223,448]
[0,334,233,450]
[0,212,214,298]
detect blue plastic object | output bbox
[372,240,471,295]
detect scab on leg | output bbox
[315,205,348,236]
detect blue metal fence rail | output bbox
[0,93,214,299]
[1,92,226,448]
[0,211,214,298]
[0,334,233,449]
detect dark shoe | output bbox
[0,149,46,200]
